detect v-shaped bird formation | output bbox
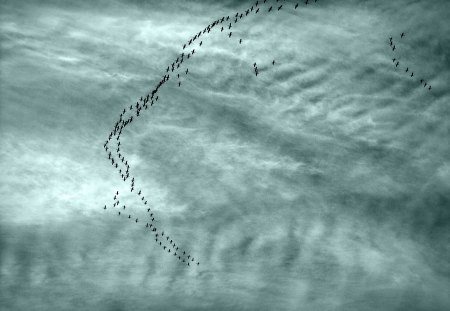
[102,0,322,267]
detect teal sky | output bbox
[1,0,449,310]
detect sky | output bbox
[0,0,449,310]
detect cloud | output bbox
[1,0,449,310]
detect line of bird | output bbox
[102,0,320,267]
[104,190,199,266]
[389,34,432,91]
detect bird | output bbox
[278,5,283,10]
[197,262,200,265]
[295,3,299,9]
[128,215,131,219]
[118,211,121,215]
[104,205,106,210]
[200,41,203,46]
[239,38,242,44]
[405,67,409,72]
[135,218,138,223]
[424,82,427,87]
[186,68,189,74]
[411,72,414,77]
[401,32,405,38]
[268,6,272,12]
[272,60,275,65]
[392,58,396,62]
[428,85,431,90]
[179,81,181,87]
[229,32,232,38]
[395,61,399,67]
[392,45,395,51]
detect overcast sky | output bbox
[1,0,449,310]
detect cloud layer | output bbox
[1,0,449,310]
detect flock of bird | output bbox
[102,0,320,266]
[389,33,432,90]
